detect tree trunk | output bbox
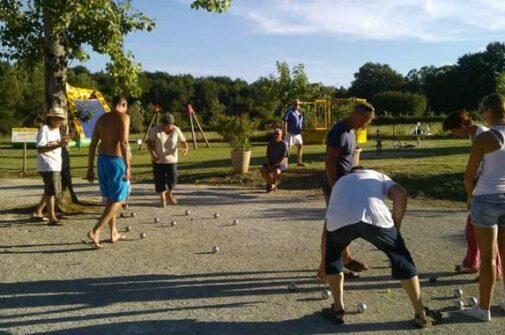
[43,7,79,206]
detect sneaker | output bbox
[461,306,491,322]
[499,299,505,312]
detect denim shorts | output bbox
[471,193,505,228]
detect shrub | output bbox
[372,91,428,117]
[213,114,257,152]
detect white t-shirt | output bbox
[326,169,397,231]
[148,125,186,164]
[36,125,62,172]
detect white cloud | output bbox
[230,0,505,41]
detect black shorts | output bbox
[325,222,418,280]
[153,163,177,193]
[40,171,61,197]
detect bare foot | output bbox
[166,194,178,205]
[110,233,126,243]
[87,230,103,249]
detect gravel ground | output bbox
[0,178,504,335]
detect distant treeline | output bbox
[1,41,505,135]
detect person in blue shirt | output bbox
[283,99,305,167]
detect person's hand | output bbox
[86,167,95,183]
[124,168,131,181]
[316,260,326,283]
[59,137,70,147]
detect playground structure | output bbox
[299,98,368,144]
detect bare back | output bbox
[95,112,129,157]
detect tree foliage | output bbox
[371,91,427,116]
[349,62,405,100]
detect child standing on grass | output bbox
[32,107,70,226]
[442,111,502,278]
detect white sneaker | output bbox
[461,306,491,322]
[499,300,505,312]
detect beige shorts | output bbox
[286,133,303,146]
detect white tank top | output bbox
[474,125,505,196]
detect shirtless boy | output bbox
[86,96,130,248]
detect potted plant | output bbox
[214,114,256,174]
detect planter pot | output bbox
[231,150,251,174]
[353,147,362,167]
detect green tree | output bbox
[371,91,427,116]
[349,62,405,100]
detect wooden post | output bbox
[189,111,197,149]
[23,142,27,174]
[192,113,211,148]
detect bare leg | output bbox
[401,276,425,316]
[342,247,352,264]
[88,201,123,248]
[108,213,123,242]
[473,225,498,309]
[167,188,177,205]
[159,191,166,207]
[273,169,281,186]
[327,273,345,311]
[46,195,57,221]
[296,144,303,165]
[34,194,47,217]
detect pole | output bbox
[192,113,211,148]
[138,109,158,150]
[23,142,27,174]
[189,110,197,149]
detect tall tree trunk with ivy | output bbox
[42,7,78,205]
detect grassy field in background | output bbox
[0,135,471,201]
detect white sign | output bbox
[12,128,38,143]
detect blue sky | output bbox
[80,0,505,87]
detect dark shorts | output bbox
[153,163,177,193]
[325,222,418,280]
[262,163,287,172]
[40,171,61,198]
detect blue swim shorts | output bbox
[471,193,505,228]
[97,154,128,202]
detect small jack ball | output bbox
[212,245,220,253]
[185,210,191,216]
[232,219,239,226]
[140,233,146,239]
[357,303,367,313]
[125,226,132,232]
[154,218,160,223]
[214,213,220,218]
[171,220,177,226]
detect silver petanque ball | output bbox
[454,300,465,310]
[140,232,146,239]
[453,289,463,298]
[212,245,220,253]
[357,302,367,313]
[232,219,239,226]
[214,213,220,219]
[154,218,160,223]
[468,297,478,307]
[321,289,332,299]
[131,212,136,218]
[185,210,191,216]
[288,282,297,292]
[125,226,132,232]
[171,220,177,227]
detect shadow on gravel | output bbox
[0,269,484,332]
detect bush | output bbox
[213,114,257,152]
[372,91,427,117]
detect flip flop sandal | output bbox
[344,259,369,272]
[425,307,443,325]
[31,215,49,222]
[413,314,431,329]
[322,304,345,325]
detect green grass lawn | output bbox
[0,135,471,202]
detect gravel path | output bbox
[0,179,504,335]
